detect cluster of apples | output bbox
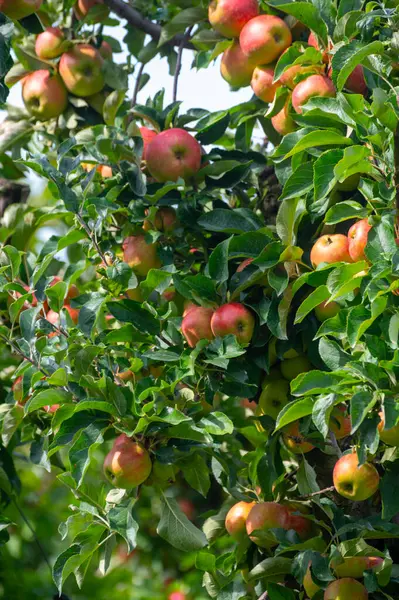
[210,0,366,136]
[0,0,108,20]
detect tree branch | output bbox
[131,62,145,110]
[103,0,194,49]
[173,26,194,103]
[394,127,399,234]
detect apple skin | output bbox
[104,434,152,488]
[285,503,313,540]
[292,74,336,114]
[282,421,315,454]
[258,379,290,420]
[143,206,177,233]
[271,100,297,136]
[178,498,196,520]
[0,0,42,19]
[12,376,28,407]
[74,0,109,22]
[333,452,380,501]
[304,564,321,598]
[122,235,161,277]
[310,234,352,267]
[182,306,214,348]
[140,126,157,160]
[280,355,312,381]
[240,15,292,65]
[22,70,68,121]
[211,302,255,345]
[225,501,256,540]
[279,60,325,89]
[345,65,367,95]
[331,556,383,579]
[168,592,186,600]
[208,0,259,38]
[246,502,291,547]
[378,411,399,446]
[220,41,256,88]
[329,404,351,440]
[251,66,281,103]
[145,128,202,183]
[35,27,65,60]
[324,578,368,600]
[315,300,340,322]
[59,44,104,98]
[308,32,330,64]
[347,219,372,262]
[99,40,113,60]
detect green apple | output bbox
[280,355,312,381]
[258,379,289,419]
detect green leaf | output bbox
[347,297,387,347]
[350,390,376,434]
[68,422,105,487]
[248,556,293,582]
[313,148,344,201]
[319,338,354,370]
[283,130,353,159]
[295,286,330,324]
[25,390,73,414]
[275,397,315,431]
[198,412,234,435]
[208,238,230,285]
[331,40,384,91]
[198,208,263,234]
[280,162,314,201]
[381,466,399,520]
[268,582,296,600]
[158,8,206,46]
[291,370,349,396]
[297,458,320,496]
[157,494,207,551]
[325,201,368,225]
[108,501,138,552]
[265,0,328,42]
[312,393,338,438]
[53,544,81,595]
[181,454,210,497]
[107,299,160,335]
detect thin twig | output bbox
[299,485,335,499]
[258,593,269,600]
[0,334,48,376]
[173,27,194,103]
[76,215,108,265]
[131,62,145,110]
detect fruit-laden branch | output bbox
[103,0,195,49]
[395,127,399,230]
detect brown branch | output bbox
[173,26,194,103]
[299,485,335,499]
[131,62,145,110]
[76,215,108,266]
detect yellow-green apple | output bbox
[182,305,214,348]
[35,27,65,60]
[140,126,158,160]
[304,564,321,598]
[86,89,108,114]
[143,206,177,233]
[0,0,42,19]
[280,355,312,381]
[348,219,372,262]
[104,434,152,488]
[282,421,315,454]
[59,44,104,97]
[149,461,178,486]
[74,0,109,22]
[315,300,340,321]
[246,502,290,547]
[220,41,255,88]
[310,234,352,267]
[292,74,336,114]
[211,302,255,344]
[258,379,290,419]
[308,32,330,64]
[240,15,292,65]
[324,578,368,600]
[145,128,202,183]
[99,40,113,60]
[378,411,399,446]
[329,404,351,440]
[335,173,360,192]
[271,99,297,136]
[251,66,281,103]
[285,502,313,540]
[22,70,68,121]
[225,501,256,540]
[122,235,161,277]
[333,452,379,501]
[261,365,284,386]
[208,0,259,38]
[331,555,383,578]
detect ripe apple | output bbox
[103,434,152,488]
[378,411,399,446]
[271,100,297,136]
[282,421,315,454]
[324,578,368,600]
[329,404,351,440]
[99,40,113,60]
[331,555,383,578]
[220,41,256,88]
[308,32,330,64]
[310,234,352,267]
[285,503,313,540]
[145,128,202,183]
[178,498,196,520]
[35,27,65,60]
[168,592,186,600]
[258,379,290,420]
[12,376,28,407]
[122,235,161,277]
[143,206,177,233]
[0,0,42,19]
[251,66,281,103]
[240,15,292,65]
[59,44,104,97]
[279,60,325,89]
[280,355,312,381]
[315,300,340,322]
[292,74,336,114]
[344,65,367,95]
[22,70,68,121]
[140,126,157,160]
[303,564,321,598]
[74,0,109,22]
[225,500,256,540]
[211,302,255,344]
[347,219,372,262]
[208,0,259,38]
[246,501,290,547]
[333,452,379,501]
[181,305,214,348]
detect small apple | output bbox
[331,555,383,578]
[225,500,256,540]
[292,74,336,114]
[181,305,214,348]
[329,404,351,440]
[280,355,312,381]
[347,219,372,262]
[178,498,196,520]
[122,235,161,277]
[310,234,352,267]
[315,300,340,322]
[211,302,255,344]
[271,99,297,136]
[168,592,186,600]
[208,0,259,38]
[35,27,65,60]
[240,15,292,65]
[143,206,178,233]
[220,41,256,88]
[104,434,152,488]
[378,410,399,446]
[74,0,109,22]
[0,0,42,19]
[303,564,321,598]
[282,421,315,454]
[145,128,202,183]
[258,379,290,420]
[308,32,330,64]
[335,173,360,192]
[251,66,281,103]
[22,70,68,121]
[324,578,368,600]
[246,501,290,547]
[333,452,379,501]
[59,44,104,98]
[99,40,113,60]
[140,126,158,160]
[342,65,367,95]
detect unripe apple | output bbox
[220,41,255,88]
[246,502,290,547]
[181,305,214,348]
[240,15,292,65]
[308,32,330,64]
[258,379,290,419]
[251,66,281,103]
[122,235,161,277]
[35,28,65,60]
[378,411,399,446]
[335,173,360,192]
[347,219,372,262]
[0,0,42,19]
[225,501,256,540]
[150,461,178,486]
[282,421,315,454]
[211,302,255,344]
[280,355,312,381]
[310,234,352,267]
[333,452,379,501]
[103,434,152,488]
[303,564,321,598]
[99,40,113,60]
[271,100,297,136]
[74,0,110,22]
[331,555,383,578]
[324,578,368,600]
[329,404,351,440]
[143,206,177,233]
[315,300,340,322]
[292,74,336,114]
[208,0,259,38]
[22,70,68,121]
[140,126,157,160]
[59,44,104,97]
[145,128,202,183]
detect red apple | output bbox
[279,59,325,89]
[240,15,292,65]
[347,219,372,262]
[329,64,367,95]
[220,41,255,88]
[282,421,315,454]
[122,235,161,277]
[143,206,177,233]
[181,305,214,348]
[308,32,330,64]
[22,70,68,121]
[251,66,281,103]
[35,27,65,60]
[246,502,291,547]
[0,0,42,19]
[271,100,297,136]
[145,128,202,183]
[168,592,186,600]
[74,0,109,22]
[59,44,104,97]
[178,498,196,520]
[333,452,379,501]
[211,302,255,344]
[315,300,340,322]
[324,578,368,600]
[292,74,336,114]
[12,376,28,407]
[285,502,313,540]
[329,404,351,440]
[310,234,352,267]
[99,40,113,60]
[140,126,158,160]
[208,0,259,38]
[378,411,399,446]
[103,434,152,488]
[225,501,256,540]
[331,555,383,578]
